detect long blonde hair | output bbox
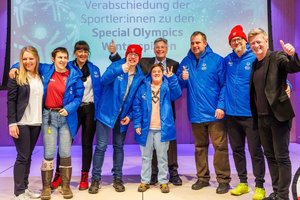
[16,46,40,85]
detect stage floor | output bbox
[1,144,299,200]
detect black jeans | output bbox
[227,116,265,188]
[258,115,291,200]
[56,103,96,173]
[13,125,40,196]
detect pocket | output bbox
[278,94,289,102]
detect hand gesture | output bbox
[122,62,130,73]
[9,68,19,79]
[136,128,141,135]
[166,66,174,77]
[108,40,117,54]
[120,116,130,125]
[280,40,295,56]
[182,66,189,80]
[286,84,291,98]
[215,108,225,119]
[9,125,19,139]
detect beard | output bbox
[234,45,243,54]
[233,44,245,54]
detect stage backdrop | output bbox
[7,0,269,77]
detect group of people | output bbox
[7,25,300,200]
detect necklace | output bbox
[152,88,160,104]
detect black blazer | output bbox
[250,50,300,126]
[139,57,179,75]
[109,53,179,75]
[7,78,30,124]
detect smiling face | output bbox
[126,52,139,67]
[230,36,247,55]
[190,34,207,58]
[154,41,168,61]
[249,33,268,61]
[74,49,89,67]
[52,51,68,72]
[22,51,37,74]
[151,65,163,84]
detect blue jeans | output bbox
[42,109,72,160]
[140,129,169,184]
[92,120,126,181]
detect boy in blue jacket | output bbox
[89,44,145,193]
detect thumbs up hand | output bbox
[280,40,295,56]
[108,39,117,54]
[182,66,189,80]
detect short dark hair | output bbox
[190,31,207,42]
[151,63,164,73]
[51,47,69,58]
[74,40,90,54]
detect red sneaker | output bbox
[51,172,62,189]
[79,172,89,190]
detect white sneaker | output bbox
[11,193,29,200]
[25,189,41,199]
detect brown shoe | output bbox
[88,179,100,194]
[138,183,150,192]
[160,183,170,193]
[113,178,125,192]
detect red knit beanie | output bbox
[125,44,142,60]
[228,25,248,44]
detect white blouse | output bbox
[18,73,44,126]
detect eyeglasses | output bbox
[231,37,243,44]
[128,52,138,57]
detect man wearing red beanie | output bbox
[225,24,266,200]
[89,44,145,194]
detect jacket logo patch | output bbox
[244,62,251,70]
[228,61,233,66]
[201,63,207,70]
[94,71,100,78]
[117,75,123,80]
[142,93,147,100]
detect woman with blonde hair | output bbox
[8,46,43,200]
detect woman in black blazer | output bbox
[7,46,44,200]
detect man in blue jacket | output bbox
[176,31,231,194]
[224,25,266,200]
[89,44,145,194]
